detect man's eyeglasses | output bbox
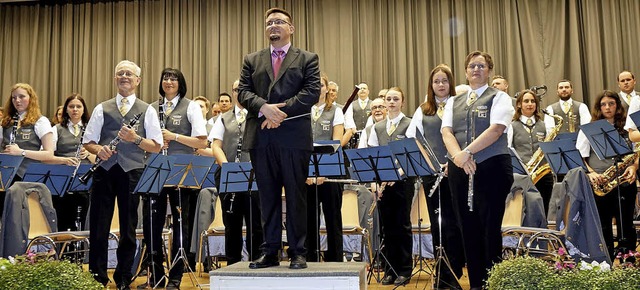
[266,19,290,27]
[467,64,486,70]
[371,105,386,110]
[116,70,137,78]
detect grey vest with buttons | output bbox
[152,98,193,155]
[511,119,547,164]
[221,110,250,162]
[421,113,448,164]
[99,98,148,172]
[550,101,583,134]
[374,117,411,146]
[55,124,82,157]
[2,121,43,178]
[452,87,509,163]
[353,100,371,130]
[312,106,336,141]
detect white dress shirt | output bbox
[544,98,591,135]
[368,112,406,147]
[164,96,208,138]
[208,106,249,142]
[441,84,514,133]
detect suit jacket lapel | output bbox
[274,47,299,83]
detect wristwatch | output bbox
[21,150,26,157]
[463,148,473,156]
[134,136,143,145]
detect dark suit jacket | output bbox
[238,46,321,151]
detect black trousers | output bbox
[534,172,554,216]
[221,190,263,265]
[142,186,198,283]
[305,182,343,262]
[251,145,311,257]
[379,179,414,278]
[448,155,513,288]
[51,192,89,231]
[89,165,142,286]
[422,175,464,280]
[594,182,637,258]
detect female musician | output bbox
[580,90,637,259]
[367,87,413,286]
[507,90,553,213]
[305,74,345,262]
[441,51,514,290]
[0,83,55,214]
[407,64,464,289]
[50,93,93,231]
[51,105,63,126]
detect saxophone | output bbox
[528,110,563,183]
[567,104,577,133]
[592,151,639,196]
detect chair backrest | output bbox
[207,198,224,233]
[502,188,525,227]
[341,189,361,232]
[110,199,119,233]
[27,191,52,239]
[410,184,430,230]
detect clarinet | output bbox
[79,113,143,184]
[70,125,86,179]
[158,96,167,155]
[8,112,19,145]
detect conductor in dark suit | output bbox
[238,7,321,270]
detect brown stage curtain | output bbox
[0,0,639,119]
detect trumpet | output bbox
[79,113,143,184]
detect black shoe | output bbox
[166,279,181,289]
[381,275,395,285]
[394,276,411,286]
[289,255,307,269]
[249,254,280,269]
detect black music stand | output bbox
[0,154,23,191]
[23,164,74,197]
[219,162,258,260]
[344,146,401,284]
[201,163,220,190]
[308,140,345,262]
[133,153,175,289]
[580,119,634,243]
[164,154,214,289]
[555,132,579,142]
[509,148,529,175]
[538,139,587,178]
[67,164,93,193]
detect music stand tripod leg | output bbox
[144,194,169,289]
[168,187,202,289]
[366,184,399,284]
[407,178,431,286]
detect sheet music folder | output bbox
[0,154,23,191]
[23,163,74,197]
[538,139,587,176]
[344,146,401,183]
[164,154,215,189]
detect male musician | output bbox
[144,68,207,288]
[83,60,163,290]
[207,102,222,125]
[209,80,263,266]
[218,93,233,114]
[238,7,320,269]
[342,83,370,147]
[544,80,591,135]
[618,70,637,111]
[491,75,509,94]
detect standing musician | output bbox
[367,87,413,286]
[407,64,464,289]
[544,80,591,135]
[342,83,371,147]
[305,74,345,262]
[144,67,208,288]
[83,60,163,289]
[208,80,263,266]
[0,83,55,215]
[507,90,554,213]
[582,90,637,259]
[50,93,93,231]
[441,51,514,290]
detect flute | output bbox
[468,109,476,212]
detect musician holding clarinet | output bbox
[441,51,514,290]
[82,60,162,289]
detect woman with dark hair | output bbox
[407,64,464,289]
[508,89,553,212]
[142,67,208,288]
[579,90,637,259]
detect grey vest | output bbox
[374,117,411,146]
[55,124,83,157]
[550,101,583,134]
[352,99,371,130]
[99,98,148,172]
[312,106,336,141]
[221,110,250,162]
[421,114,447,164]
[511,119,546,164]
[452,87,509,163]
[152,98,193,155]
[2,122,42,178]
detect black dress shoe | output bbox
[394,275,411,286]
[289,255,307,269]
[249,254,280,269]
[381,275,395,285]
